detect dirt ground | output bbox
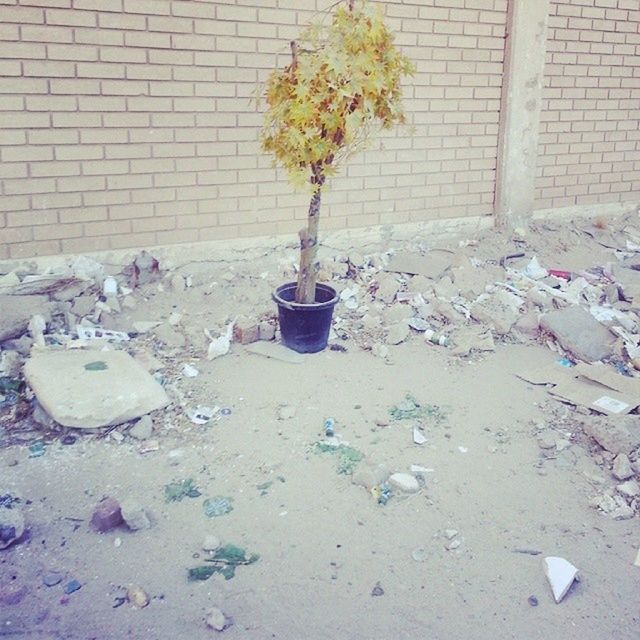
[2,212,640,639]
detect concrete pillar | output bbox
[495,0,551,228]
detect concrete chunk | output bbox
[0,294,51,342]
[24,350,170,429]
[540,306,615,362]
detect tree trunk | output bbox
[296,169,324,303]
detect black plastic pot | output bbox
[273,282,339,353]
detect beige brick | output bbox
[124,31,171,48]
[123,0,170,15]
[33,222,83,240]
[171,1,215,19]
[76,29,124,46]
[107,174,152,190]
[47,43,98,60]
[4,177,56,194]
[98,12,145,30]
[2,145,54,162]
[21,24,72,42]
[131,186,175,203]
[46,8,96,26]
[99,47,145,63]
[0,78,47,94]
[32,192,81,209]
[0,195,30,213]
[0,42,46,59]
[56,175,106,192]
[74,0,122,10]
[61,236,110,253]
[85,220,131,236]
[148,15,192,32]
[77,62,125,78]
[0,112,49,129]
[109,232,156,249]
[1,6,44,23]
[56,144,104,159]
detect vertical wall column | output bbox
[495,0,550,228]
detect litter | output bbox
[413,428,427,445]
[205,321,235,360]
[203,496,234,518]
[543,556,579,603]
[522,256,548,280]
[186,405,219,425]
[182,364,199,378]
[188,544,259,581]
[76,325,130,342]
[164,478,201,502]
[324,417,335,437]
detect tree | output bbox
[261,0,414,303]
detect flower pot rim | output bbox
[272,281,338,311]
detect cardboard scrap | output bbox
[517,361,640,416]
[385,250,453,280]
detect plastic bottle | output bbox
[324,417,335,437]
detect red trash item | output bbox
[548,269,571,280]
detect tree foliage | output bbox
[260,0,415,191]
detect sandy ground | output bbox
[2,215,640,639]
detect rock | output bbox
[0,294,51,342]
[371,343,390,360]
[470,291,521,335]
[514,309,540,338]
[233,317,259,345]
[64,579,81,594]
[537,430,557,450]
[258,321,275,342]
[445,539,461,551]
[121,500,152,531]
[0,271,20,288]
[444,529,458,540]
[351,459,390,489]
[382,304,412,324]
[591,493,635,520]
[375,276,400,303]
[406,275,431,295]
[91,496,123,533]
[42,572,64,587]
[386,322,409,345]
[32,401,56,429]
[612,453,634,481]
[540,306,615,362]
[0,500,25,550]
[348,251,366,268]
[171,273,185,291]
[278,405,296,420]
[388,472,420,493]
[374,416,390,427]
[617,479,640,498]
[122,296,136,310]
[580,415,640,455]
[127,584,150,609]
[0,350,21,377]
[202,535,221,552]
[361,313,381,330]
[153,323,186,348]
[24,350,170,429]
[205,606,232,632]
[129,415,153,440]
[0,584,28,605]
[543,556,579,603]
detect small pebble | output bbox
[371,581,384,597]
[206,606,232,631]
[43,573,64,587]
[411,547,428,562]
[528,595,539,607]
[202,535,221,552]
[127,584,150,609]
[64,579,81,595]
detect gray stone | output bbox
[120,499,153,531]
[386,322,410,345]
[375,276,400,304]
[470,291,521,335]
[129,415,153,440]
[580,415,640,455]
[406,275,432,295]
[205,607,232,632]
[537,430,557,450]
[43,572,64,587]
[278,405,296,420]
[382,304,412,325]
[388,472,420,493]
[0,503,25,550]
[351,459,390,489]
[0,294,51,343]
[591,493,635,520]
[171,273,185,291]
[154,323,186,348]
[612,453,634,481]
[540,306,615,362]
[24,350,170,429]
[258,321,275,342]
[348,251,366,268]
[616,479,640,498]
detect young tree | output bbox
[261,0,414,303]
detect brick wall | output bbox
[0,0,507,260]
[534,0,640,210]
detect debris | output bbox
[233,317,259,345]
[91,497,123,533]
[103,276,118,296]
[445,539,461,551]
[612,454,634,481]
[182,364,199,378]
[413,428,427,445]
[0,494,25,550]
[0,294,51,343]
[323,417,335,436]
[42,572,64,587]
[388,472,420,494]
[188,544,259,581]
[164,479,201,502]
[579,415,640,455]
[616,479,639,498]
[513,548,542,556]
[411,547,428,562]
[371,581,384,597]
[187,405,218,425]
[385,250,453,280]
[126,584,149,609]
[424,329,450,347]
[24,350,170,429]
[389,394,446,424]
[76,325,130,342]
[375,275,400,303]
[132,321,161,334]
[121,500,153,531]
[444,529,458,540]
[129,415,153,440]
[258,321,276,342]
[206,606,233,632]
[590,493,635,520]
[128,250,161,287]
[470,291,521,335]
[407,317,430,332]
[450,327,494,356]
[153,323,186,349]
[543,556,579,604]
[64,579,82,595]
[205,321,234,360]
[522,256,548,280]
[138,439,159,454]
[202,535,221,552]
[245,341,304,363]
[540,306,615,363]
[203,496,234,518]
[528,595,539,607]
[386,322,409,345]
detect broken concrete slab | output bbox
[385,250,453,280]
[24,349,170,429]
[540,306,615,362]
[579,415,640,455]
[0,294,51,343]
[543,556,579,604]
[470,290,522,335]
